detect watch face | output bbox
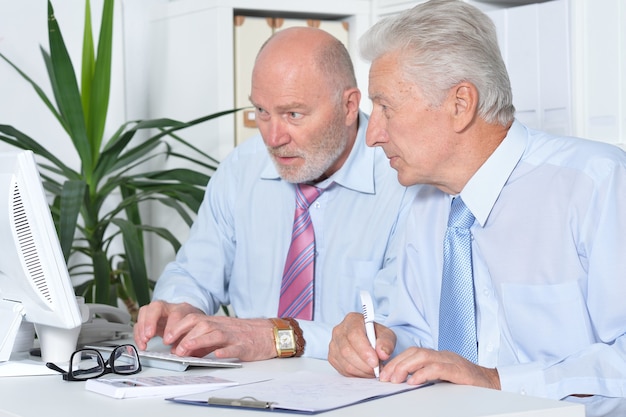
[278,330,295,349]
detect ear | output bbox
[450,82,478,132]
[343,87,361,126]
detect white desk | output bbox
[0,357,584,417]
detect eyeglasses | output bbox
[46,344,142,381]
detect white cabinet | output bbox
[487,0,626,146]
[490,0,625,145]
[370,0,625,146]
[570,0,625,145]
[487,0,572,137]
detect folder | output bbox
[167,370,429,414]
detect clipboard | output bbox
[167,370,430,414]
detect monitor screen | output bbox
[0,150,82,363]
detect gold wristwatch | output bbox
[270,317,305,358]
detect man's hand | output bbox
[328,312,396,378]
[133,300,277,361]
[380,347,501,390]
[134,301,202,350]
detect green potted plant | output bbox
[0,0,239,320]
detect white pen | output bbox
[359,290,380,378]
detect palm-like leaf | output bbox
[0,0,243,319]
[47,1,94,176]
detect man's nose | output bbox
[365,111,388,147]
[263,118,290,148]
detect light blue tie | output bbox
[438,196,478,363]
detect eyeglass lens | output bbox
[69,345,140,380]
[70,350,106,380]
[110,345,141,374]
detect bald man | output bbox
[134,27,415,361]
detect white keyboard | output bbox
[137,349,241,371]
[85,344,242,372]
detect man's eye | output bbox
[289,112,303,119]
[256,108,270,120]
[378,104,391,118]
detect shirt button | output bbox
[483,288,490,297]
[520,389,527,396]
[486,343,494,352]
[314,202,321,209]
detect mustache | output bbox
[267,145,304,159]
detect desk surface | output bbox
[0,356,584,417]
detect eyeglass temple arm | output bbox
[45,362,67,374]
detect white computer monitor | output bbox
[0,150,82,364]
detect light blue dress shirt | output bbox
[152,113,416,359]
[387,120,626,401]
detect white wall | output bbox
[1,2,77,166]
[0,0,164,147]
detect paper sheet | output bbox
[86,373,240,399]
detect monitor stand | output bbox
[0,300,24,362]
[34,323,82,364]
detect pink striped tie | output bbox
[278,184,322,320]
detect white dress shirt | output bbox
[387,120,626,401]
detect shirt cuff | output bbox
[296,320,333,359]
[497,361,547,397]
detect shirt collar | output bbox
[260,112,375,194]
[461,120,527,227]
